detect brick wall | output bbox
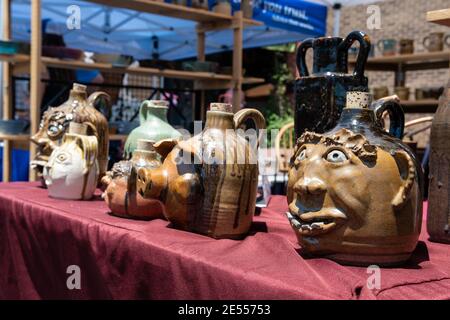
[325,0,450,148]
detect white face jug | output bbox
[43,122,99,200]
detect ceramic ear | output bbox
[154,139,178,161]
[392,150,416,209]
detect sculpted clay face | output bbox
[287,92,422,266]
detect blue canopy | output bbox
[9,0,327,60]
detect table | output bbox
[1,182,450,300]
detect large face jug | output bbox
[136,103,266,239]
[295,31,371,138]
[30,83,110,184]
[287,92,423,266]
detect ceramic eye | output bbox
[47,125,60,137]
[326,149,348,163]
[297,149,307,161]
[56,153,68,163]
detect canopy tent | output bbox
[7,0,327,60]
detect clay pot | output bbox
[136,103,266,239]
[423,32,450,52]
[373,86,389,100]
[31,83,110,185]
[102,139,164,220]
[377,39,397,56]
[394,86,410,101]
[124,100,181,159]
[287,92,423,266]
[399,39,414,54]
[295,31,371,137]
[428,80,450,244]
[43,122,99,200]
[213,0,231,15]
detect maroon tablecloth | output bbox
[0,182,450,300]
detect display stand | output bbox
[0,0,264,182]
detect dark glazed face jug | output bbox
[295,31,371,138]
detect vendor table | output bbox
[1,182,450,300]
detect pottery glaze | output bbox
[124,100,182,159]
[136,103,265,239]
[295,31,371,137]
[43,122,99,200]
[102,139,165,219]
[287,92,423,266]
[31,83,110,184]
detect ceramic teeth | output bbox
[311,222,324,229]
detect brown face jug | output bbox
[102,139,165,220]
[136,103,266,239]
[287,92,423,266]
[31,83,111,184]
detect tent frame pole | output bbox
[232,10,243,113]
[2,0,12,182]
[29,0,42,182]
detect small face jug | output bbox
[287,92,423,266]
[31,83,110,184]
[295,31,371,138]
[136,103,266,239]
[43,122,99,200]
[124,100,182,159]
[102,139,165,220]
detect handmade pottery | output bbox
[43,122,99,200]
[31,83,110,184]
[377,39,397,56]
[136,103,266,239]
[373,86,389,100]
[399,39,414,54]
[287,91,423,266]
[102,139,164,220]
[394,86,410,101]
[124,100,182,159]
[213,0,232,15]
[295,31,371,138]
[423,32,450,52]
[428,80,450,244]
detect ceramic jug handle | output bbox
[422,36,430,50]
[233,108,266,145]
[445,34,450,48]
[139,100,150,123]
[88,92,111,119]
[339,31,370,79]
[296,38,313,77]
[371,95,405,139]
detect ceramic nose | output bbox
[294,177,326,195]
[137,168,151,198]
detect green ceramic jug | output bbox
[124,100,181,158]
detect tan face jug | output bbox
[287,92,423,266]
[136,103,266,239]
[31,83,110,184]
[102,139,165,220]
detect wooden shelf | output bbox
[401,99,439,113]
[427,8,450,27]
[0,54,29,64]
[0,134,30,141]
[0,55,264,88]
[350,51,450,71]
[87,0,262,27]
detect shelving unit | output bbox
[427,8,450,27]
[1,0,264,182]
[349,50,449,113]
